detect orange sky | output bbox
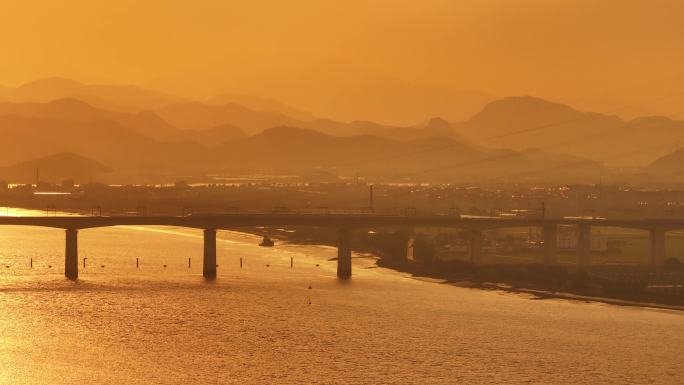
[1,0,683,123]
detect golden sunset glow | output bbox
[2,0,684,123]
[1,2,683,384]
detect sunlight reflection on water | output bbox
[0,209,682,384]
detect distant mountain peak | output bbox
[47,97,95,108]
[257,125,329,138]
[425,117,451,130]
[0,152,112,183]
[478,95,580,116]
[18,77,85,90]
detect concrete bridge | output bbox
[1,214,682,280]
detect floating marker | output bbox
[291,257,293,268]
[136,258,139,268]
[240,257,243,268]
[188,258,191,268]
[30,258,33,268]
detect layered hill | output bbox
[0,105,602,183]
[0,77,185,112]
[0,153,112,183]
[646,148,684,178]
[5,78,684,183]
[456,96,684,166]
[210,126,601,183]
[206,93,316,121]
[0,115,207,173]
[0,98,182,141]
[156,101,465,141]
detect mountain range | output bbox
[456,96,684,166]
[1,77,684,184]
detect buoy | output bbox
[308,285,312,290]
[266,264,270,267]
[315,264,319,267]
[101,265,105,268]
[48,265,52,268]
[163,264,167,268]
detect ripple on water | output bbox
[0,215,682,384]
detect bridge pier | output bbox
[203,229,217,279]
[542,225,558,265]
[650,228,666,267]
[468,229,483,265]
[577,224,591,269]
[337,228,352,278]
[65,228,78,279]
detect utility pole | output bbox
[369,185,374,211]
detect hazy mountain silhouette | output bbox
[178,124,247,147]
[0,98,181,141]
[0,153,112,183]
[455,96,684,165]
[292,76,496,125]
[0,106,602,182]
[207,93,316,121]
[211,126,601,182]
[0,115,207,174]
[299,118,465,141]
[0,77,186,112]
[458,96,623,146]
[646,147,684,177]
[156,102,300,134]
[157,100,465,141]
[4,80,679,181]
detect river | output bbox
[0,208,681,384]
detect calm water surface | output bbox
[0,208,682,384]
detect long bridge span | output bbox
[1,214,681,279]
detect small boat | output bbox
[259,236,275,247]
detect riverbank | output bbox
[376,257,684,310]
[252,227,684,310]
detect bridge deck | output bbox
[0,214,681,230]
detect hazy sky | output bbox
[1,0,683,123]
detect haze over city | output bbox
[1,1,683,384]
